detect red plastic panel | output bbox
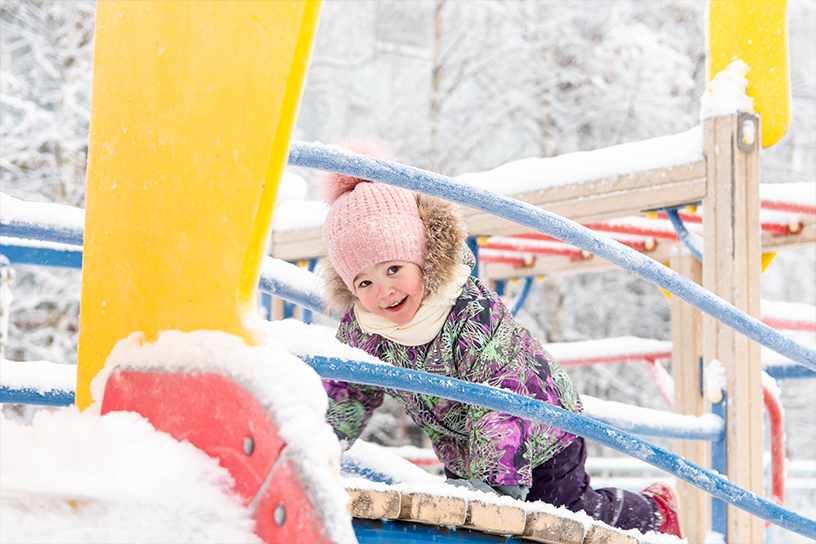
[101,370,281,505]
[253,455,333,544]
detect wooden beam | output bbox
[480,244,673,281]
[702,114,764,543]
[461,161,707,237]
[670,251,708,544]
[270,161,706,261]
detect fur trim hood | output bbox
[321,193,467,315]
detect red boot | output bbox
[641,482,683,538]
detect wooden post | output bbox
[702,113,763,543]
[670,251,707,543]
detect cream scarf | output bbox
[353,264,471,346]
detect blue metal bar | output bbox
[711,394,728,539]
[665,208,703,262]
[763,364,816,380]
[260,292,273,321]
[257,260,329,316]
[466,237,480,279]
[287,142,815,371]
[0,386,75,407]
[1,245,83,269]
[510,277,534,316]
[0,228,330,317]
[304,355,815,538]
[300,259,318,324]
[1,354,810,535]
[1,220,84,247]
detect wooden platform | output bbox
[345,485,672,544]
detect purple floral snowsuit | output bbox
[323,259,583,488]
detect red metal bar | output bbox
[763,384,786,527]
[761,201,816,215]
[762,317,816,332]
[761,222,796,236]
[557,352,672,366]
[646,360,674,408]
[482,241,584,259]
[479,254,529,267]
[589,224,679,240]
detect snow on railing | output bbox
[2,354,812,537]
[287,142,816,371]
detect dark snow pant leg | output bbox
[527,437,661,533]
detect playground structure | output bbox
[1,1,815,544]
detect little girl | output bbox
[318,151,682,538]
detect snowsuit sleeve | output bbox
[444,282,579,487]
[322,312,385,443]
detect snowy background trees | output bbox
[1,0,814,464]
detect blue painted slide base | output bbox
[0,386,76,407]
[354,518,528,544]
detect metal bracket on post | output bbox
[737,112,758,153]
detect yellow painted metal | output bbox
[707,0,790,147]
[76,1,322,409]
[761,252,777,273]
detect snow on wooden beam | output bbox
[461,160,707,238]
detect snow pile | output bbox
[761,300,816,325]
[90,329,356,544]
[704,359,727,403]
[700,59,753,120]
[455,127,703,196]
[0,359,76,394]
[760,182,816,208]
[262,319,387,366]
[273,199,328,231]
[1,407,260,544]
[0,193,84,230]
[581,395,723,437]
[545,337,671,362]
[276,172,308,204]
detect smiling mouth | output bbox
[386,297,407,310]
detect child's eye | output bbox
[387,265,401,275]
[357,280,371,289]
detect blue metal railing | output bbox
[2,355,812,537]
[287,142,815,371]
[665,207,703,262]
[3,145,815,538]
[304,356,813,539]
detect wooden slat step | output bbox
[344,484,667,544]
[465,499,527,535]
[584,524,642,544]
[400,492,468,526]
[346,488,401,520]
[523,510,586,544]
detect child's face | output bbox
[354,261,424,325]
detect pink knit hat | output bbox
[321,144,426,293]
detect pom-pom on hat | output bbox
[321,141,426,293]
